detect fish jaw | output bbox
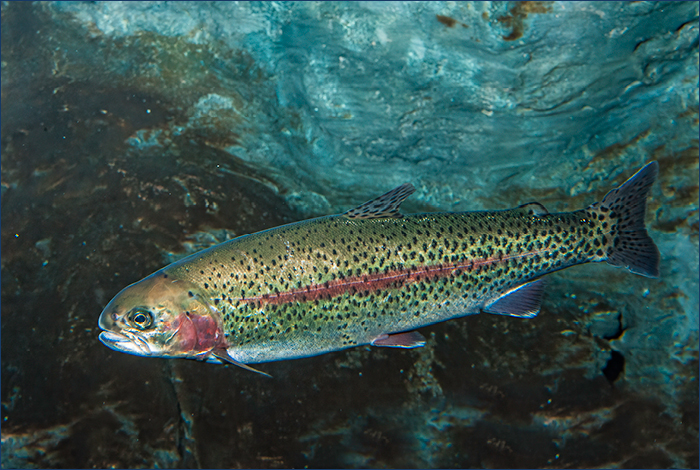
[99,330,154,356]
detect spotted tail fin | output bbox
[590,161,660,278]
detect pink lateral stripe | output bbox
[237,250,543,306]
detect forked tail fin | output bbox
[589,161,660,278]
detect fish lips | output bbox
[98,330,152,356]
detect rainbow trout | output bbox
[98,162,659,376]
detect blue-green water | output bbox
[2,2,698,468]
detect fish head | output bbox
[98,270,226,361]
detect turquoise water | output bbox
[2,2,698,468]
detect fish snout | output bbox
[97,298,153,356]
[98,306,117,332]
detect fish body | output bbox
[99,162,660,374]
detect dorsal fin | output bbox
[514,202,549,216]
[344,183,415,219]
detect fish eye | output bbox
[127,308,154,330]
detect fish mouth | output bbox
[98,330,152,356]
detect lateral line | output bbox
[236,249,548,306]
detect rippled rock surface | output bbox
[2,2,698,468]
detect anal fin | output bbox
[371,331,426,348]
[211,348,272,378]
[483,278,547,318]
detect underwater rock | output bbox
[1,2,697,468]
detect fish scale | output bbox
[98,162,660,375]
[163,206,604,363]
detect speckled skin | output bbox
[163,207,608,363]
[99,162,659,367]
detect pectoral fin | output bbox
[371,331,426,348]
[211,348,272,378]
[483,278,547,318]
